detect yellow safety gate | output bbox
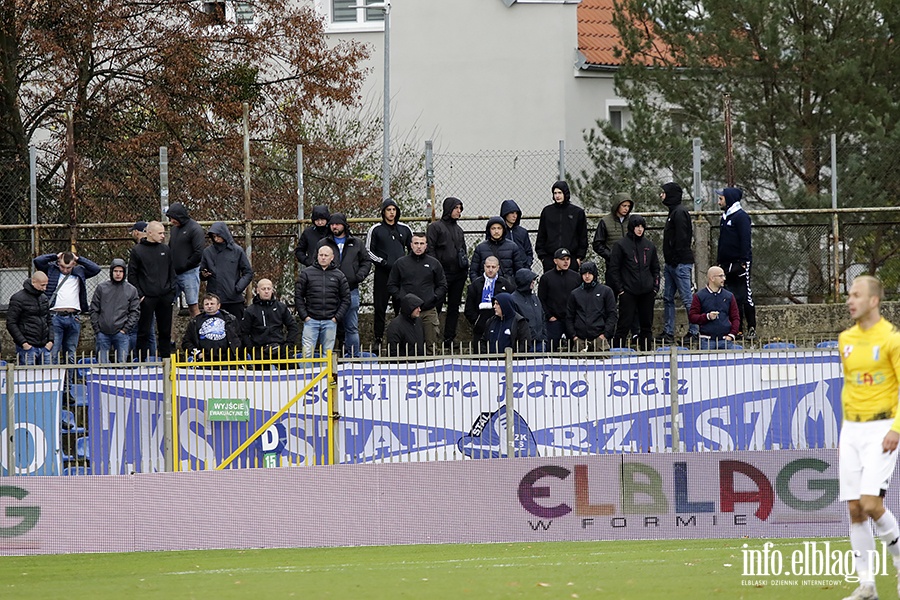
[170,350,336,470]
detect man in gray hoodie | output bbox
[200,222,254,320]
[90,259,141,363]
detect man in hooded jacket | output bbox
[90,258,140,363]
[294,205,330,268]
[609,215,660,349]
[385,293,426,357]
[479,293,531,354]
[511,268,546,352]
[659,182,699,343]
[716,187,757,340]
[535,181,588,273]
[426,197,467,346]
[199,222,254,320]
[500,199,533,267]
[469,216,528,282]
[165,202,205,318]
[366,198,412,347]
[592,192,634,282]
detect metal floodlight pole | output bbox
[358,1,390,201]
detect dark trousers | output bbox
[221,302,246,322]
[614,291,655,350]
[138,294,174,358]
[725,267,757,331]
[546,318,567,351]
[373,267,399,342]
[438,272,467,343]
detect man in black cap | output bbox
[129,221,148,244]
[537,247,582,350]
[567,262,618,351]
[318,213,371,356]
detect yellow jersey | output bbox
[839,317,900,432]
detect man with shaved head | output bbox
[688,266,740,350]
[837,275,900,600]
[7,271,53,364]
[128,220,176,358]
[241,278,299,362]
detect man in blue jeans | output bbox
[90,259,141,363]
[295,245,350,358]
[658,182,699,344]
[34,250,101,365]
[317,213,371,356]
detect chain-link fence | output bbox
[2,141,899,310]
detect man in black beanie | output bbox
[567,261,617,351]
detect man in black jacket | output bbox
[464,256,514,345]
[658,182,698,344]
[535,181,588,273]
[7,272,52,365]
[241,278,299,362]
[128,220,177,358]
[387,232,448,347]
[566,262,618,351]
[295,245,350,358]
[469,217,528,283]
[385,293,426,357]
[200,222,254,320]
[479,293,531,354]
[609,215,661,350]
[318,213,371,357]
[537,248,582,350]
[294,205,330,268]
[426,197,467,346]
[366,198,412,347]
[166,202,206,318]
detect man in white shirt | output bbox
[33,250,101,366]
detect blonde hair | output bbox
[853,275,885,301]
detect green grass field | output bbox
[0,538,887,599]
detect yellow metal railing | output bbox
[170,348,334,471]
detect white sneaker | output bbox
[843,583,878,600]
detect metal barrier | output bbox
[0,346,843,476]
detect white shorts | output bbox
[839,420,899,501]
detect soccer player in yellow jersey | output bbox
[839,276,900,600]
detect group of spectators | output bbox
[5,180,757,363]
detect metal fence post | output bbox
[831,134,841,301]
[297,145,305,237]
[159,146,169,219]
[692,138,703,208]
[425,140,435,222]
[505,348,515,458]
[669,345,680,452]
[163,358,174,472]
[328,350,338,466]
[558,140,566,181]
[5,362,14,476]
[29,145,37,262]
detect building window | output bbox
[326,0,384,29]
[202,1,227,23]
[609,109,623,132]
[234,1,254,25]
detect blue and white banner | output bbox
[86,367,329,472]
[0,369,64,476]
[85,352,843,470]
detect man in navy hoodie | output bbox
[716,187,756,340]
[500,199,533,267]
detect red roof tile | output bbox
[578,0,622,67]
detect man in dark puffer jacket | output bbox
[295,245,350,358]
[7,272,52,365]
[469,216,528,283]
